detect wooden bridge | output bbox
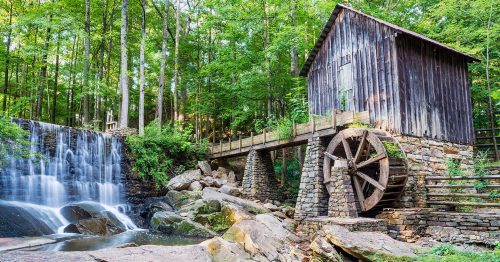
[209,111,369,159]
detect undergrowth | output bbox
[126,122,208,188]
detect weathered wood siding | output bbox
[307,9,474,144]
[396,35,474,144]
[307,9,401,133]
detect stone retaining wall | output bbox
[377,208,500,245]
[394,136,474,208]
[301,217,387,237]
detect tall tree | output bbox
[2,0,13,113]
[82,0,91,125]
[119,0,129,128]
[173,0,180,122]
[139,0,146,135]
[156,0,169,126]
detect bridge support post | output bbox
[242,150,279,201]
[294,137,329,221]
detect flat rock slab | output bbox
[0,237,56,252]
[323,225,418,261]
[0,244,212,262]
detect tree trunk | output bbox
[83,0,91,125]
[2,0,13,113]
[173,0,180,122]
[67,36,78,126]
[139,0,146,135]
[290,0,298,78]
[119,0,129,128]
[485,3,498,161]
[157,0,169,126]
[51,32,60,123]
[281,148,287,187]
[97,0,109,130]
[263,0,271,117]
[36,9,53,120]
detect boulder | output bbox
[197,161,212,176]
[139,197,174,225]
[167,169,203,191]
[214,167,231,180]
[202,188,269,215]
[0,202,54,237]
[227,171,237,184]
[218,185,242,197]
[223,214,303,261]
[310,236,342,262]
[323,225,418,261]
[213,178,227,188]
[263,203,280,212]
[166,190,203,210]
[200,237,253,261]
[60,203,127,236]
[189,181,204,192]
[200,176,215,187]
[283,207,295,218]
[150,211,217,238]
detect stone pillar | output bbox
[242,150,278,201]
[327,160,359,217]
[294,137,329,220]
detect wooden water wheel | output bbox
[323,128,408,212]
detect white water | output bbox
[0,120,136,235]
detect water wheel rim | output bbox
[323,128,390,211]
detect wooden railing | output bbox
[475,127,500,161]
[209,111,369,158]
[426,169,500,208]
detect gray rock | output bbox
[323,225,418,261]
[214,167,230,180]
[213,178,227,188]
[189,181,204,191]
[310,236,342,262]
[167,169,203,191]
[200,176,215,187]
[227,171,237,184]
[60,203,127,236]
[202,188,269,215]
[0,202,54,237]
[218,185,242,197]
[200,237,254,261]
[140,197,174,225]
[263,203,280,211]
[197,161,212,176]
[166,190,203,210]
[150,211,217,238]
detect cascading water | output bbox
[0,119,136,237]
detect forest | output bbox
[0,0,498,140]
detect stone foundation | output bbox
[377,208,500,245]
[241,150,279,200]
[294,137,329,220]
[394,136,474,208]
[327,162,358,217]
[301,217,387,237]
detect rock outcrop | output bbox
[150,211,217,238]
[60,202,127,236]
[167,169,203,191]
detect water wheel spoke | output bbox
[356,153,386,169]
[324,151,338,161]
[352,176,365,211]
[356,171,385,191]
[341,134,353,160]
[354,130,368,163]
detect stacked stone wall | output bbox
[241,150,279,200]
[327,162,358,217]
[394,136,474,208]
[294,137,329,220]
[377,209,500,245]
[301,217,387,237]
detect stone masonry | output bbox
[327,160,358,218]
[301,217,387,237]
[294,137,329,220]
[242,150,279,201]
[377,208,500,245]
[394,136,474,208]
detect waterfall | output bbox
[0,119,136,236]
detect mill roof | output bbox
[300,4,479,77]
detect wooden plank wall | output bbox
[307,9,401,133]
[396,35,474,144]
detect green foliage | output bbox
[382,141,405,159]
[0,117,30,166]
[126,122,208,187]
[446,158,464,177]
[274,154,302,205]
[347,119,370,129]
[274,117,293,140]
